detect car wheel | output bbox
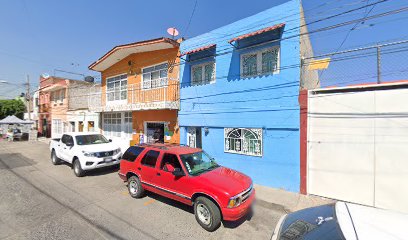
[194,197,221,232]
[51,150,60,165]
[127,176,144,198]
[73,159,85,177]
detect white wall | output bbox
[308,85,408,214]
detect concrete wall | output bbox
[179,0,302,191]
[68,81,100,110]
[299,5,319,90]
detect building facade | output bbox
[88,37,181,152]
[38,76,100,138]
[178,0,317,192]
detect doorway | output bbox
[78,121,84,132]
[146,122,164,143]
[187,127,202,148]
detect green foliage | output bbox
[0,99,26,119]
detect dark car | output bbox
[272,202,408,240]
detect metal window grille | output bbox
[224,128,262,157]
[191,62,215,86]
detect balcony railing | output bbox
[89,78,179,112]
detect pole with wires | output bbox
[25,75,31,120]
[377,46,381,84]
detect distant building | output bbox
[38,76,100,138]
[178,0,318,191]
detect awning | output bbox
[0,115,33,124]
[228,23,285,43]
[180,44,216,56]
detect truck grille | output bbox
[241,185,253,203]
[95,151,114,158]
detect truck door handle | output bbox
[64,148,66,149]
[137,167,141,170]
[156,173,161,176]
[58,145,60,147]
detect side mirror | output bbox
[109,139,112,142]
[66,142,74,147]
[172,168,185,177]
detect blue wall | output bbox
[179,0,301,192]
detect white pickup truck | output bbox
[49,132,122,177]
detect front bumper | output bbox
[222,189,256,221]
[81,153,121,170]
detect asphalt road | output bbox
[0,141,286,240]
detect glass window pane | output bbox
[192,66,203,85]
[151,71,160,80]
[160,69,167,78]
[204,63,215,83]
[242,54,257,77]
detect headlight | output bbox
[227,196,243,208]
[113,148,121,155]
[82,151,97,157]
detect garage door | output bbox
[307,86,408,213]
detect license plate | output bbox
[104,157,113,162]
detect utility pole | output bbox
[377,46,381,84]
[26,75,31,121]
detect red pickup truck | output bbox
[118,143,255,231]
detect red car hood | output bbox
[195,166,252,197]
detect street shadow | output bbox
[0,153,36,169]
[57,161,119,177]
[145,191,252,229]
[145,191,194,214]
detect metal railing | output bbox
[88,78,179,112]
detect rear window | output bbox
[122,147,145,162]
[141,150,160,168]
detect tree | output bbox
[0,99,26,119]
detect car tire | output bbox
[127,176,145,198]
[194,197,221,232]
[73,159,85,177]
[51,150,60,165]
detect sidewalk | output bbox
[254,184,334,213]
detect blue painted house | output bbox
[178,0,318,192]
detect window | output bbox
[224,128,262,156]
[124,112,132,139]
[160,154,182,172]
[103,113,121,137]
[52,91,59,103]
[59,89,65,102]
[87,121,95,132]
[241,46,279,78]
[106,74,127,101]
[52,119,63,135]
[191,62,215,85]
[141,150,160,167]
[122,146,145,162]
[142,63,168,89]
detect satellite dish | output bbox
[167,27,179,39]
[41,73,50,79]
[84,76,95,83]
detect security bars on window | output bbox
[241,46,280,78]
[191,62,216,86]
[224,128,262,157]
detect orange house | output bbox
[89,37,181,150]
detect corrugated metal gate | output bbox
[307,83,408,213]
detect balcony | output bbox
[89,78,179,112]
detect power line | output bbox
[183,0,198,37]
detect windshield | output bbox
[179,151,219,176]
[75,134,109,145]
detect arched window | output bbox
[224,128,262,156]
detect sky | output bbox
[0,0,407,98]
